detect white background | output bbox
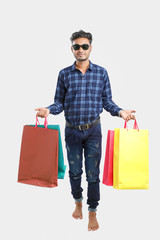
[0,0,160,239]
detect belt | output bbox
[66,117,100,130]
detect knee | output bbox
[69,169,83,180]
[86,170,100,183]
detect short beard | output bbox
[76,57,88,62]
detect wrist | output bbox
[118,110,123,117]
[46,107,50,114]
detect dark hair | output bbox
[70,30,93,44]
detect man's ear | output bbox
[90,45,93,52]
[71,46,73,52]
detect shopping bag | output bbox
[113,120,149,190]
[102,130,114,186]
[30,118,66,179]
[18,118,59,187]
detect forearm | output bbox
[46,102,64,115]
[47,71,66,115]
[103,98,123,116]
[102,69,123,117]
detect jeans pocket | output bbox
[92,123,102,138]
[65,127,78,143]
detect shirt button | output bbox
[82,88,84,90]
[81,97,83,100]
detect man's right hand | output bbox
[35,107,50,118]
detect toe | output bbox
[93,225,99,231]
[72,214,78,219]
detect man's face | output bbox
[71,37,92,62]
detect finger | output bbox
[36,112,41,117]
[128,115,133,121]
[35,108,41,111]
[122,114,128,121]
[131,114,136,120]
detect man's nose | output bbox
[78,47,83,52]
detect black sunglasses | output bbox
[72,44,90,51]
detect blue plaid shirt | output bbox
[47,60,122,126]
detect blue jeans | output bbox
[65,122,102,212]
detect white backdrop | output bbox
[0,0,160,239]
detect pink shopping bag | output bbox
[102,130,114,186]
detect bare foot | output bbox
[88,211,99,231]
[72,201,83,220]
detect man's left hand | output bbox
[120,110,136,121]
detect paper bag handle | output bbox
[124,119,139,131]
[35,116,48,129]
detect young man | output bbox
[35,30,135,231]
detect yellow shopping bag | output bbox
[113,120,149,190]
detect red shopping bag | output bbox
[102,130,114,186]
[17,117,58,188]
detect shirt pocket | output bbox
[89,82,97,94]
[88,82,103,103]
[86,82,95,93]
[87,82,103,95]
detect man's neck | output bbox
[75,59,90,70]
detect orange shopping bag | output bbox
[17,117,58,188]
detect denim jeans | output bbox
[65,121,102,212]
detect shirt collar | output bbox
[71,60,93,72]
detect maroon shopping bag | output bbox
[102,130,114,186]
[17,118,59,188]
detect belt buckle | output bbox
[79,125,83,130]
[86,124,89,129]
[79,124,89,130]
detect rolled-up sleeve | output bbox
[102,69,122,116]
[46,71,66,115]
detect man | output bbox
[35,30,135,231]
